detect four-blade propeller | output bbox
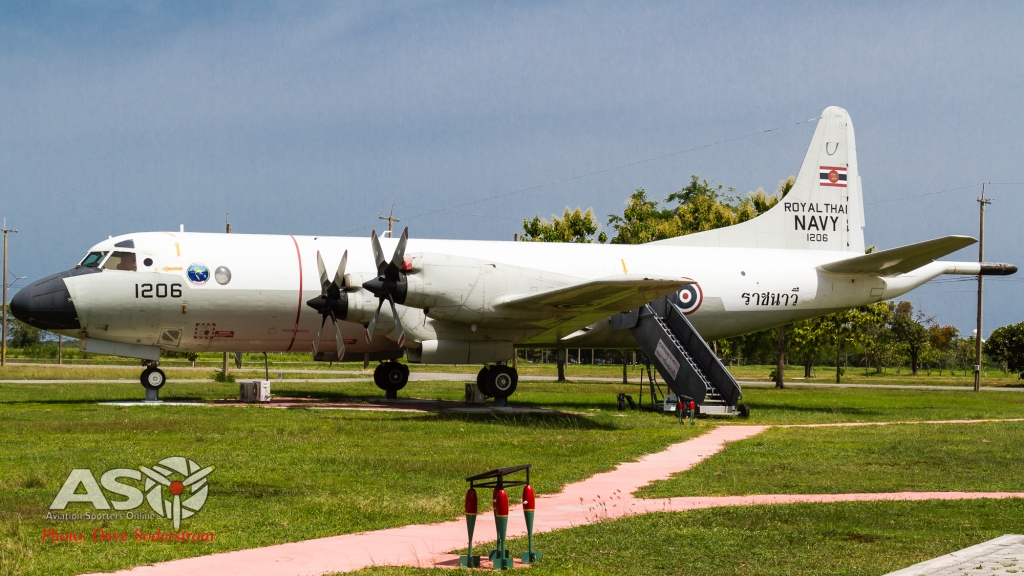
[361,227,410,347]
[306,250,356,359]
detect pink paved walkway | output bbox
[84,421,1024,576]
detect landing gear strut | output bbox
[374,361,409,400]
[476,365,518,406]
[140,362,166,402]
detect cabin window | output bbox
[103,251,137,271]
[79,251,108,268]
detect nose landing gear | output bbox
[373,361,410,400]
[140,362,166,402]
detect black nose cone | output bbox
[10,273,81,331]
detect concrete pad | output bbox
[885,534,1024,575]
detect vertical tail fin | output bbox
[653,106,865,252]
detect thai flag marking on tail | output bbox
[819,166,848,187]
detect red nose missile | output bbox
[522,485,535,512]
[492,488,509,517]
[465,488,478,515]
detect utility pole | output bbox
[1,219,18,367]
[223,214,231,378]
[378,204,400,236]
[974,184,991,393]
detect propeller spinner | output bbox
[362,227,410,346]
[305,250,356,359]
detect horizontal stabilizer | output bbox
[496,275,691,314]
[819,235,976,276]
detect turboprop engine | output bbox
[323,227,590,346]
[401,253,582,325]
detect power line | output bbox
[865,182,1024,206]
[341,116,821,235]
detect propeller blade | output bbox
[316,251,330,292]
[311,313,327,354]
[330,310,345,360]
[370,230,387,275]
[387,294,406,347]
[334,250,348,289]
[393,227,409,266]
[365,298,385,342]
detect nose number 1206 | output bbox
[134,283,182,298]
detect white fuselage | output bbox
[55,231,944,358]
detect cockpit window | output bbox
[103,251,137,271]
[79,251,108,268]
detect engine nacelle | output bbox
[401,253,580,324]
[406,339,514,364]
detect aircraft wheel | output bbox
[476,366,494,397]
[141,367,166,390]
[488,366,518,399]
[374,362,408,392]
[737,403,751,418]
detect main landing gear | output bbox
[476,365,519,406]
[374,361,410,400]
[140,361,166,402]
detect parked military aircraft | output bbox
[11,107,1016,401]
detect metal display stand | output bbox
[461,464,540,570]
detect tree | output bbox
[606,176,793,245]
[774,326,785,389]
[985,322,1024,379]
[606,189,679,244]
[522,207,606,243]
[819,309,861,383]
[852,302,895,374]
[7,316,42,348]
[788,318,828,377]
[889,301,933,375]
[955,336,977,376]
[928,324,959,375]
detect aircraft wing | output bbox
[495,275,690,342]
[818,235,976,276]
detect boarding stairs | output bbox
[612,298,745,416]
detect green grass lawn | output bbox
[3,357,1021,387]
[638,421,1024,498]
[0,380,698,576]
[3,374,1024,575]
[352,499,1024,576]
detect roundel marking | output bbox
[828,169,840,184]
[187,263,210,285]
[677,279,703,315]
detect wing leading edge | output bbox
[494,275,691,343]
[819,235,976,276]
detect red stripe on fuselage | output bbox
[286,235,303,352]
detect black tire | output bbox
[488,366,518,398]
[141,367,166,390]
[374,362,408,392]
[476,366,494,397]
[737,403,751,418]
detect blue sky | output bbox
[1,1,1022,334]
